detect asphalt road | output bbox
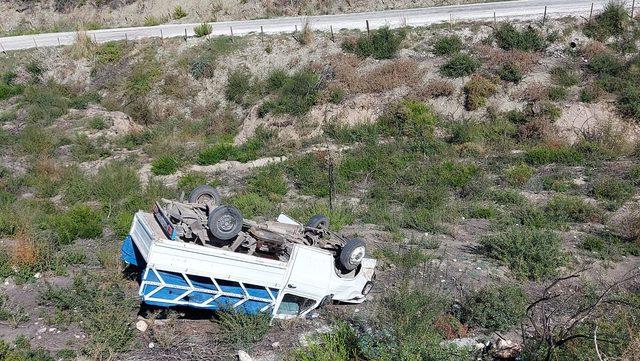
[0,0,612,52]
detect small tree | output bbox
[194,23,212,37]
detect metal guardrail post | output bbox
[33,37,37,48]
[543,6,547,25]
[330,25,334,42]
[632,0,636,19]
[366,20,370,37]
[260,26,264,43]
[160,29,163,40]
[590,3,594,20]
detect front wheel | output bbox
[339,238,366,271]
[207,205,243,241]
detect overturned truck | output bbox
[121,185,376,319]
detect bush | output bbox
[433,35,463,56]
[548,86,568,101]
[495,23,545,52]
[440,54,481,78]
[289,323,359,361]
[261,69,320,116]
[545,195,603,223]
[286,153,332,197]
[378,99,439,138]
[505,163,535,186]
[95,41,126,64]
[498,63,523,83]
[587,52,624,77]
[172,5,188,19]
[524,146,584,165]
[480,228,566,280]
[583,2,630,40]
[225,66,254,104]
[0,71,23,100]
[193,23,212,37]
[550,66,579,87]
[591,177,634,204]
[197,143,238,165]
[151,155,180,175]
[214,311,270,351]
[247,165,287,201]
[463,284,527,331]
[341,27,405,60]
[40,273,137,356]
[580,84,601,103]
[617,83,640,120]
[48,204,102,245]
[463,75,497,111]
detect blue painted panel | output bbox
[245,284,271,299]
[239,300,269,314]
[156,270,188,287]
[120,236,145,267]
[188,275,217,291]
[216,279,244,297]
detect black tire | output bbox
[339,238,366,271]
[307,214,329,230]
[188,185,221,206]
[207,205,243,241]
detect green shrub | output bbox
[95,41,126,64]
[579,233,640,259]
[197,143,238,165]
[591,177,634,204]
[463,75,497,111]
[261,69,320,116]
[20,82,73,126]
[289,323,358,361]
[225,66,254,104]
[144,16,163,26]
[580,85,600,103]
[587,52,624,77]
[193,23,212,37]
[550,66,579,87]
[480,228,566,280]
[617,83,640,120]
[48,204,102,245]
[583,2,630,40]
[545,195,602,223]
[463,284,527,331]
[433,35,463,55]
[548,86,568,101]
[229,192,274,219]
[247,165,287,200]
[495,23,545,51]
[524,146,583,165]
[172,5,188,19]
[214,311,270,351]
[151,155,180,175]
[0,71,23,100]
[286,153,333,197]
[176,172,208,193]
[341,27,405,60]
[498,63,523,83]
[378,99,439,138]
[285,203,356,231]
[440,53,481,78]
[329,88,345,104]
[505,163,535,186]
[40,273,137,356]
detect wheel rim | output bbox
[196,194,213,203]
[217,214,236,233]
[349,246,366,265]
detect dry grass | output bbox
[330,55,420,93]
[11,231,37,268]
[295,19,314,45]
[518,82,548,102]
[580,41,609,60]
[476,45,539,73]
[69,28,95,59]
[415,79,456,99]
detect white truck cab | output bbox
[121,211,376,319]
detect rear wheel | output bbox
[207,205,243,241]
[339,238,366,271]
[307,214,329,230]
[188,185,221,206]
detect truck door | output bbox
[274,246,332,318]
